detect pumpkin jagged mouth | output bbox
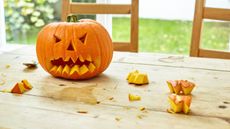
[49,55,96,76]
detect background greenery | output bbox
[113,18,230,54]
[4,0,230,55]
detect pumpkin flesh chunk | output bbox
[167,80,195,95]
[168,94,192,114]
[126,70,149,85]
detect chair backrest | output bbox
[190,0,230,59]
[62,0,139,52]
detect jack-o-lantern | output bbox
[36,15,113,80]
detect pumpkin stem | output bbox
[67,15,78,22]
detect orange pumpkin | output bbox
[36,16,113,80]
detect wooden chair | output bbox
[62,0,139,52]
[190,0,230,59]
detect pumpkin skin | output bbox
[36,19,113,80]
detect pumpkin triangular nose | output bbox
[67,41,75,51]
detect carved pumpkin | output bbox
[36,16,113,80]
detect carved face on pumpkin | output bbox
[36,19,113,80]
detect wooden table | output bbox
[0,46,229,129]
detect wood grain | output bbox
[0,46,230,128]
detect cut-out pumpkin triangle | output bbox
[67,42,74,51]
[79,33,87,44]
[54,35,61,43]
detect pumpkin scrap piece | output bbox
[11,82,26,94]
[126,70,149,85]
[167,80,195,95]
[21,80,33,90]
[108,97,114,100]
[115,117,121,121]
[168,94,192,114]
[129,93,141,101]
[11,80,33,94]
[23,61,38,69]
[77,110,88,114]
[5,64,10,69]
[139,106,146,111]
[180,80,195,95]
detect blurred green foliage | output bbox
[4,0,58,41]
[4,0,97,43]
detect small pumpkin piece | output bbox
[167,80,181,94]
[115,117,121,121]
[5,64,10,69]
[180,80,195,95]
[23,61,38,69]
[77,110,88,114]
[182,95,192,114]
[134,73,149,85]
[168,94,192,114]
[168,94,183,113]
[11,82,26,94]
[166,80,196,95]
[127,70,149,85]
[11,80,33,94]
[139,106,146,111]
[129,94,141,101]
[21,79,33,90]
[126,70,139,80]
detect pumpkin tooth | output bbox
[88,63,96,72]
[70,65,80,75]
[86,55,92,62]
[50,66,58,74]
[79,65,89,75]
[71,57,77,63]
[62,65,70,76]
[56,66,63,75]
[64,56,71,62]
[94,58,100,68]
[79,55,85,62]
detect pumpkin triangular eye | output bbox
[67,41,75,51]
[79,33,87,44]
[54,35,61,43]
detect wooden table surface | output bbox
[0,46,229,129]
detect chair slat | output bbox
[199,49,230,59]
[70,3,131,14]
[190,0,230,59]
[204,7,230,21]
